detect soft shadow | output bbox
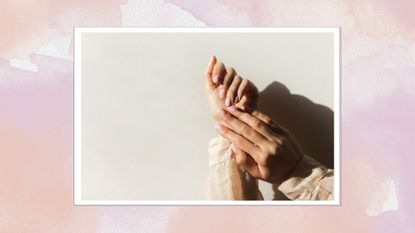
[258,81,333,200]
[258,81,334,168]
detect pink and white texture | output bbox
[0,0,414,232]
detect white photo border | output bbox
[74,27,341,206]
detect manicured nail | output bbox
[225,97,231,106]
[231,144,237,153]
[216,108,226,117]
[219,86,225,99]
[213,75,219,83]
[215,124,222,130]
[228,105,236,113]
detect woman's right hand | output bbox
[215,107,304,185]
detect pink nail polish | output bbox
[219,87,225,99]
[216,108,226,117]
[228,105,235,113]
[213,75,218,83]
[225,97,231,106]
[231,144,237,153]
[215,124,222,130]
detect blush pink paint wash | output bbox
[1,0,414,232]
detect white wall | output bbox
[80,31,334,200]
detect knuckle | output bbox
[226,67,235,74]
[251,119,263,129]
[252,111,260,118]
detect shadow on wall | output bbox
[258,81,334,169]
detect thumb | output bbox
[204,55,217,90]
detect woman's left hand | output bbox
[216,106,304,185]
[204,56,259,120]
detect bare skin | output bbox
[204,55,259,120]
[215,107,304,185]
[204,55,303,185]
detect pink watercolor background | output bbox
[1,0,414,232]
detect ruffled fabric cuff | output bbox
[277,154,334,200]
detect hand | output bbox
[204,56,259,120]
[215,106,304,185]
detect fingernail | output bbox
[215,124,222,130]
[225,97,231,106]
[231,144,237,153]
[228,105,236,113]
[219,87,225,99]
[213,75,218,83]
[236,95,240,102]
[216,108,226,117]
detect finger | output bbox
[217,108,270,150]
[251,110,286,135]
[236,79,255,103]
[212,62,226,85]
[225,107,275,140]
[204,55,217,90]
[218,85,226,100]
[233,144,261,178]
[225,75,242,106]
[216,124,262,162]
[204,55,216,76]
[219,67,236,99]
[244,108,288,134]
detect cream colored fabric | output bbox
[206,136,334,201]
[206,136,263,200]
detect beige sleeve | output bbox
[206,136,263,200]
[277,154,334,200]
